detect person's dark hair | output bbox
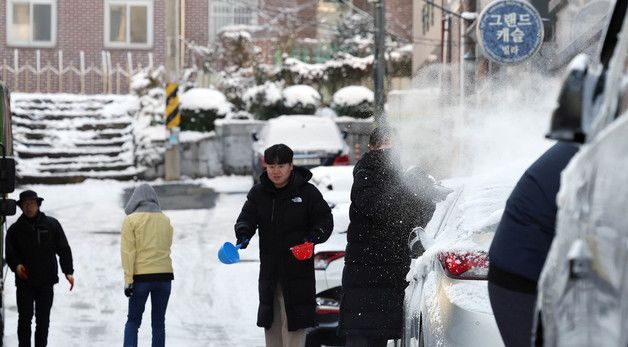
[369,126,397,147]
[264,144,294,164]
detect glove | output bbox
[236,236,250,249]
[66,274,75,291]
[16,264,28,281]
[124,283,134,298]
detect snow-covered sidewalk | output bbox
[3,177,265,346]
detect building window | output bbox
[209,0,257,41]
[6,0,56,47]
[105,0,153,48]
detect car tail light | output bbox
[438,251,489,280]
[316,297,340,315]
[314,251,345,270]
[333,154,350,165]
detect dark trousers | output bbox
[16,284,54,347]
[488,281,537,347]
[123,281,172,347]
[346,335,388,347]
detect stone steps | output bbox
[11,93,142,183]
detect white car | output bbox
[403,170,519,347]
[251,115,350,184]
[310,165,354,208]
[306,202,350,347]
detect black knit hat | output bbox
[264,144,294,165]
[17,190,44,206]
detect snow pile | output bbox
[333,86,374,106]
[282,58,326,81]
[179,130,215,143]
[179,88,236,131]
[332,85,375,119]
[242,81,284,120]
[282,85,321,108]
[179,88,233,115]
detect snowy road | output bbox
[3,177,266,346]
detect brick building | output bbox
[0,0,322,94]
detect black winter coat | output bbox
[339,149,435,339]
[489,142,578,292]
[235,166,333,331]
[6,212,74,287]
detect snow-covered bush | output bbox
[281,85,321,115]
[130,67,166,126]
[243,81,284,120]
[179,88,234,132]
[332,86,374,119]
[130,67,167,168]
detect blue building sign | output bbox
[477,0,544,65]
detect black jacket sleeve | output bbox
[234,189,259,241]
[305,185,334,244]
[51,217,74,275]
[5,224,22,273]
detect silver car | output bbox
[403,170,520,347]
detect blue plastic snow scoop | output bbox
[218,240,248,264]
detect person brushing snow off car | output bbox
[339,126,437,346]
[234,143,334,347]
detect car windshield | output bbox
[264,117,344,152]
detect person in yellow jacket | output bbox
[121,183,174,347]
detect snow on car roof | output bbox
[263,115,345,152]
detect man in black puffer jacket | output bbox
[6,190,74,347]
[339,126,436,346]
[234,144,333,347]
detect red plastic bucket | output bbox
[290,242,314,261]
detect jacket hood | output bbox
[260,166,313,193]
[354,148,402,177]
[124,184,161,215]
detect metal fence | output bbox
[0,49,161,94]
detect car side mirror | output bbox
[408,227,426,259]
[0,198,17,216]
[546,54,601,144]
[251,132,259,142]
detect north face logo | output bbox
[292,197,303,203]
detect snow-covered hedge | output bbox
[281,85,321,115]
[243,81,284,120]
[179,88,234,132]
[332,86,374,119]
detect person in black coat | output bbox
[5,190,74,347]
[339,126,436,346]
[488,142,578,347]
[234,144,333,347]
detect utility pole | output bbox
[165,0,181,180]
[372,0,386,125]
